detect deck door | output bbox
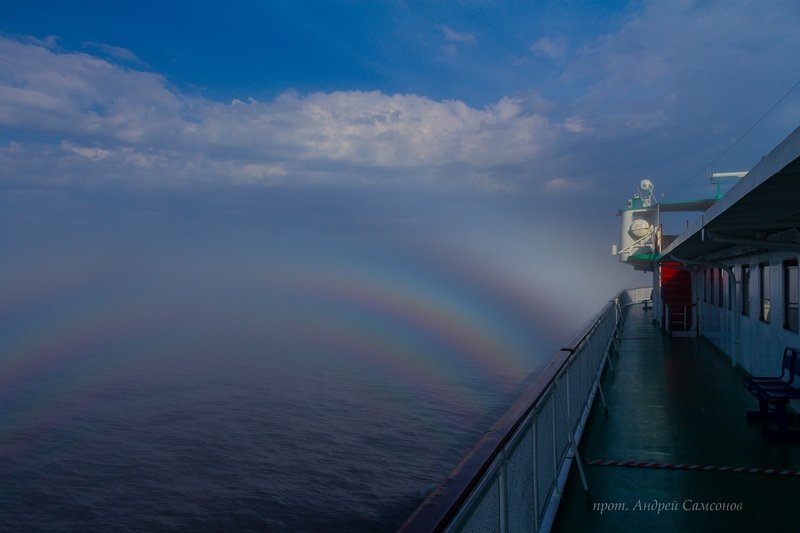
[661,264,692,332]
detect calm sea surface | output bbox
[0,259,567,532]
[0,190,579,531]
[0,347,517,531]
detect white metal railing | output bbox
[665,303,670,335]
[400,287,649,532]
[616,227,657,257]
[665,303,696,336]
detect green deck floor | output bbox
[552,304,800,532]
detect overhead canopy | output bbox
[660,125,800,264]
[658,199,717,212]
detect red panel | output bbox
[661,264,692,331]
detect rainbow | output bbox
[0,240,571,458]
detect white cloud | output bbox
[524,0,800,195]
[21,34,60,49]
[439,25,477,45]
[3,0,800,196]
[3,141,23,152]
[543,177,585,193]
[238,163,289,184]
[530,37,567,59]
[564,0,800,140]
[0,36,551,189]
[563,116,591,133]
[82,42,147,67]
[60,141,111,160]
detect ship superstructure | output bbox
[401,125,800,532]
[615,125,800,370]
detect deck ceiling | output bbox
[661,126,800,263]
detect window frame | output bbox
[741,264,750,316]
[728,268,733,310]
[783,260,798,332]
[703,268,708,302]
[760,262,771,323]
[710,269,715,305]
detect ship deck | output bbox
[552,303,800,532]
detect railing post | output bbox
[560,371,589,493]
[499,454,508,533]
[565,368,571,432]
[552,388,558,496]
[599,383,609,414]
[605,342,615,376]
[532,418,539,531]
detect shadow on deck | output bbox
[552,304,800,532]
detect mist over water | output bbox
[0,185,604,530]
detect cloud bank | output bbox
[0,37,553,190]
[2,0,800,195]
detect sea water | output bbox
[0,188,581,531]
[0,348,504,531]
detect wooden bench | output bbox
[744,347,800,438]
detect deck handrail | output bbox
[399,287,650,533]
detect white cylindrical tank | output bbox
[617,179,658,263]
[618,209,656,262]
[629,219,651,239]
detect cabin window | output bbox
[760,263,771,323]
[741,265,750,316]
[718,268,724,308]
[784,260,798,332]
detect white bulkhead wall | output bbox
[696,251,800,376]
[652,267,662,324]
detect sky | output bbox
[2,0,800,332]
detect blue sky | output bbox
[0,1,629,104]
[2,0,800,321]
